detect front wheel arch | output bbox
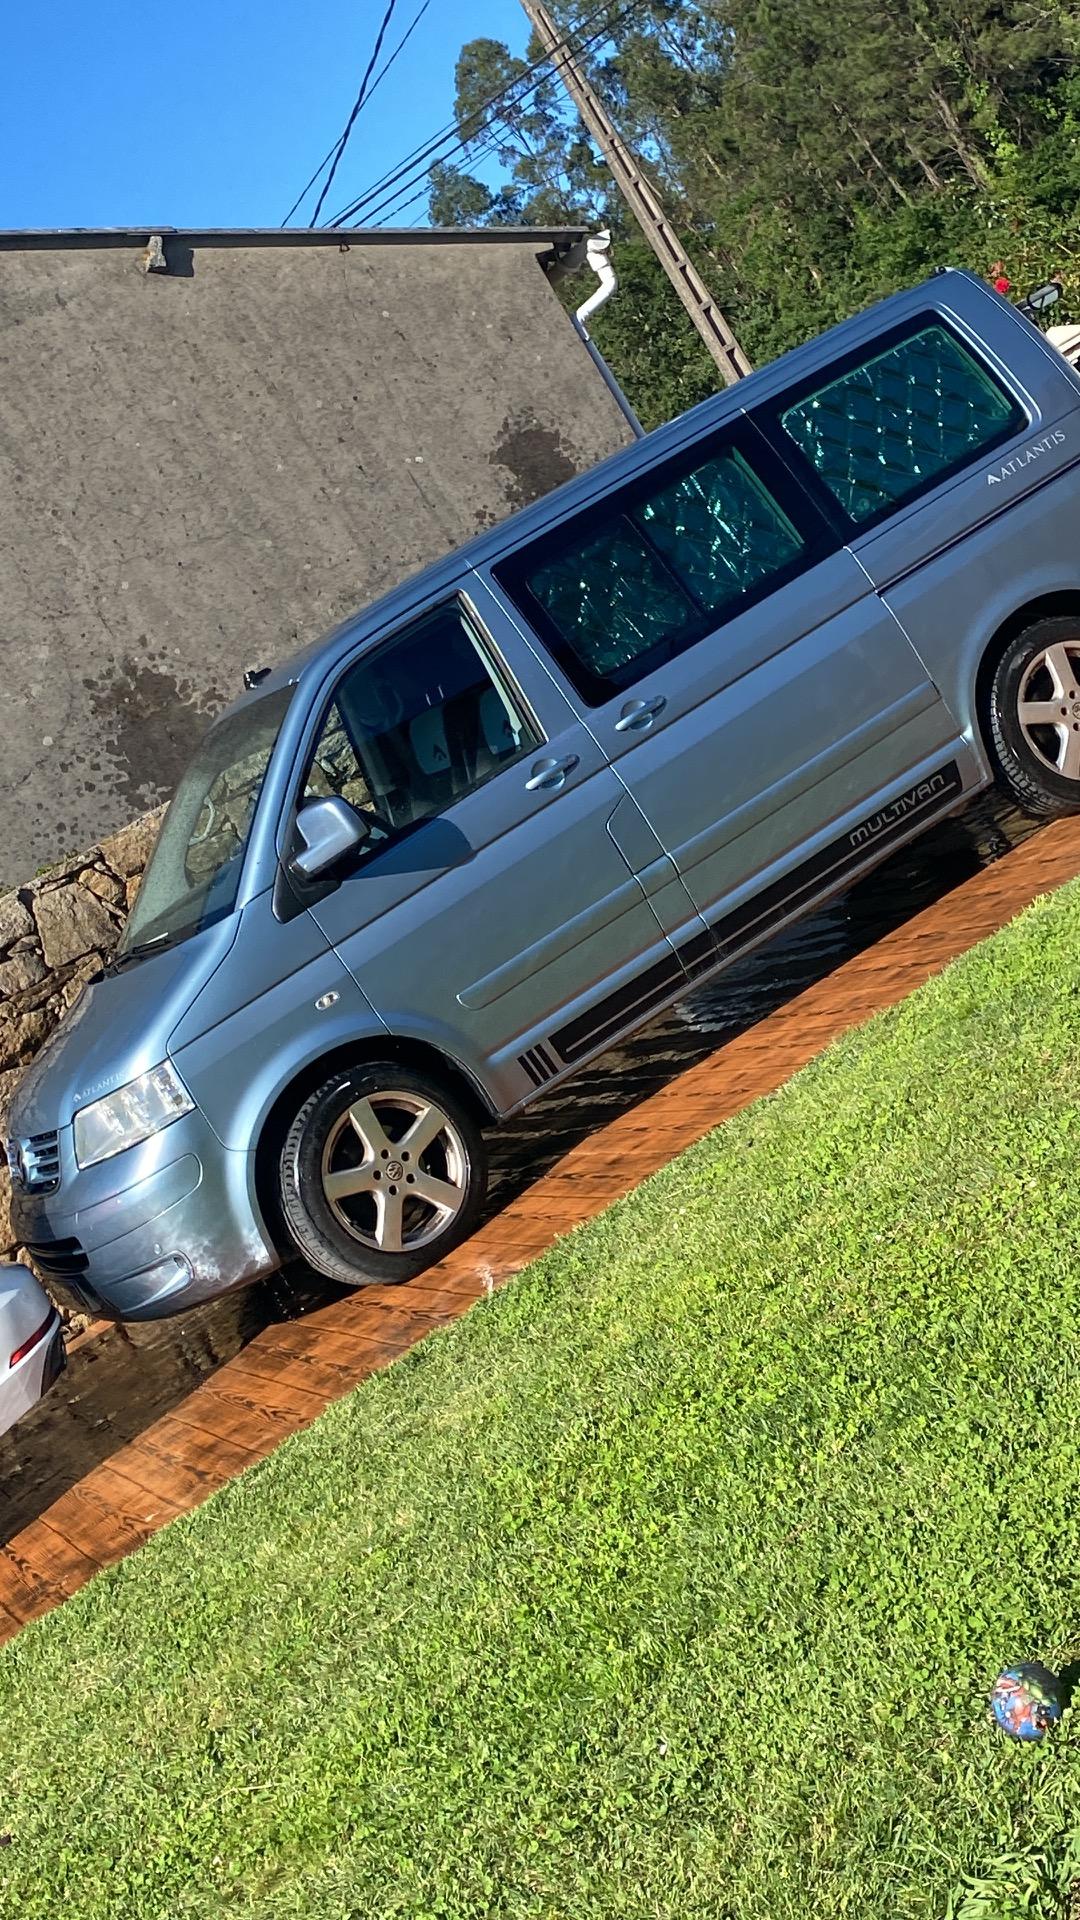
[276,1060,488,1286]
[253,1037,494,1261]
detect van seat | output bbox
[478,687,520,760]
[409,706,452,777]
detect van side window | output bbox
[498,440,814,704]
[302,600,541,845]
[527,524,696,683]
[775,321,1026,527]
[639,454,804,611]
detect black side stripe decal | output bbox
[518,1043,559,1088]
[552,953,684,1065]
[707,759,963,962]
[551,761,963,1065]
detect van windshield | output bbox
[118,686,294,955]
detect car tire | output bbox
[989,617,1080,817]
[278,1062,487,1288]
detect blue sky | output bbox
[3,0,528,231]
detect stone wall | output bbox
[0,809,162,1312]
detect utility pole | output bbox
[519,0,752,385]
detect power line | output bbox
[368,85,589,231]
[520,0,751,382]
[323,19,585,227]
[364,0,437,107]
[282,139,345,231]
[363,123,523,229]
[281,0,437,227]
[369,127,512,229]
[310,0,402,229]
[328,0,641,231]
[325,0,635,229]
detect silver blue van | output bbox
[9,268,1080,1318]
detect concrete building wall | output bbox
[0,230,633,886]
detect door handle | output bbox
[614,694,667,733]
[525,753,579,793]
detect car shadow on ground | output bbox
[0,794,1034,1547]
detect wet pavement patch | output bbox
[83,656,222,809]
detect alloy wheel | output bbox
[1017,641,1080,780]
[319,1090,469,1255]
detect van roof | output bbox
[257,266,997,698]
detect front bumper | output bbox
[10,1107,280,1321]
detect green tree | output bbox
[428,164,524,228]
[433,3,1080,425]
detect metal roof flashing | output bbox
[0,224,589,258]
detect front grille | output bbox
[23,1236,88,1279]
[7,1130,61,1194]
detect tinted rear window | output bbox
[777,322,1026,527]
[498,439,816,703]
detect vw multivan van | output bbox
[10,268,1080,1317]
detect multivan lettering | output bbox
[849,771,953,848]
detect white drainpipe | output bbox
[571,229,645,439]
[575,230,619,327]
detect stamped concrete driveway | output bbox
[0,793,1056,1639]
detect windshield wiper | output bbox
[101,930,187,976]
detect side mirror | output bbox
[289,796,370,882]
[1023,281,1062,316]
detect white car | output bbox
[0,1264,65,1438]
[1048,322,1080,371]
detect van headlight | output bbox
[73,1062,195,1169]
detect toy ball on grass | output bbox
[989,1663,1064,1741]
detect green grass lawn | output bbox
[5,883,1080,1920]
